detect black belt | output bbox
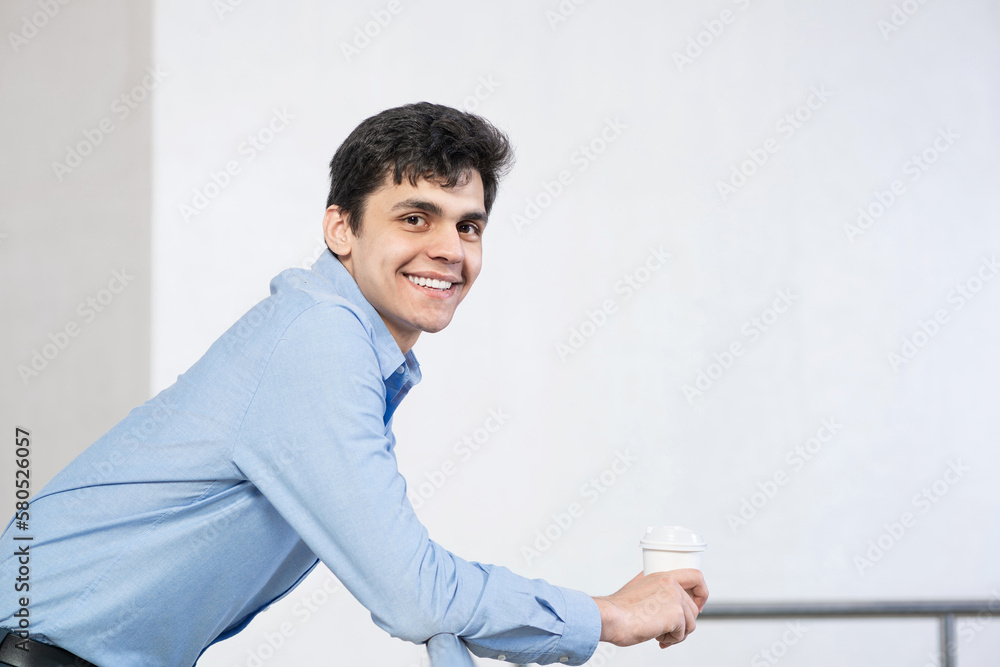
[0,630,96,667]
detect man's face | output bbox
[325,170,487,353]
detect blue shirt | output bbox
[0,250,601,666]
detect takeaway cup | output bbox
[639,526,706,575]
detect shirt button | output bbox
[497,655,505,661]
[558,658,569,663]
[396,366,405,374]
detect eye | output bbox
[403,214,427,227]
[458,221,482,236]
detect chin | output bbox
[418,316,455,334]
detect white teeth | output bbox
[407,275,452,290]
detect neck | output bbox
[385,324,418,355]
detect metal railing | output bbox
[699,599,998,667]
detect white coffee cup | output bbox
[639,526,706,575]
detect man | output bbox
[0,102,707,666]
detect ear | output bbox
[322,205,353,257]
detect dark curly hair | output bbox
[325,101,515,237]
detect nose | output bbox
[425,224,464,264]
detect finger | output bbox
[683,594,697,636]
[680,573,709,611]
[667,607,687,645]
[656,631,680,648]
[687,598,701,634]
[656,632,683,648]
[689,583,709,611]
[665,568,702,588]
[684,589,700,619]
[666,595,698,646]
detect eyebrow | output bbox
[389,198,488,225]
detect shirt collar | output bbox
[310,248,421,384]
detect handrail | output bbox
[699,599,997,667]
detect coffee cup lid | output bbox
[639,525,707,552]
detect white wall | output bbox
[148,1,1000,665]
[0,1,151,508]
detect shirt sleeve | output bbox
[231,302,602,665]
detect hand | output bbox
[592,569,708,649]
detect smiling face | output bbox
[323,170,487,353]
